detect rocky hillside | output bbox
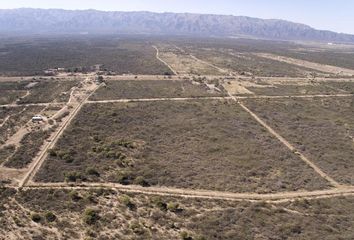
[0,8,353,43]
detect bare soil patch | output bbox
[245,83,342,96]
[157,44,226,75]
[256,53,354,76]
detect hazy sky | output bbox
[1,0,353,34]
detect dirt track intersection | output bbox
[0,74,352,200]
[1,44,354,239]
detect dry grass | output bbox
[245,83,341,96]
[157,45,226,75]
[184,47,323,77]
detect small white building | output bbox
[32,115,43,122]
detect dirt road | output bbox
[255,53,354,76]
[24,182,354,202]
[0,102,65,108]
[87,96,231,104]
[86,94,354,105]
[152,45,178,75]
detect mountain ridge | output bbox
[0,8,353,43]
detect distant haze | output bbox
[0,9,354,43]
[0,0,353,34]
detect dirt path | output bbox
[23,182,354,202]
[152,45,178,75]
[19,78,101,188]
[86,96,231,104]
[255,53,354,76]
[0,115,10,128]
[0,102,65,108]
[188,54,231,75]
[85,93,354,104]
[235,93,354,99]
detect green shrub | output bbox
[64,171,83,182]
[152,197,167,211]
[48,149,57,157]
[69,190,82,202]
[115,170,133,185]
[167,202,180,212]
[129,221,145,235]
[120,194,135,210]
[86,167,100,177]
[31,213,42,223]
[115,140,135,148]
[45,211,57,222]
[82,208,100,225]
[180,231,193,240]
[134,176,149,187]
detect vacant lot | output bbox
[245,83,342,96]
[183,47,324,77]
[244,97,354,184]
[1,188,353,239]
[0,37,173,76]
[35,100,328,192]
[90,80,225,100]
[157,44,226,75]
[325,81,354,93]
[278,48,354,71]
[171,37,354,72]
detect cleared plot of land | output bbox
[276,47,354,71]
[255,53,354,76]
[245,83,343,96]
[157,45,227,75]
[244,97,354,185]
[325,81,354,93]
[0,38,173,76]
[35,100,329,193]
[183,47,324,77]
[90,80,225,100]
[1,188,354,239]
[172,38,354,73]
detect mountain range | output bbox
[0,8,353,43]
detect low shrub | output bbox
[31,213,42,223]
[120,194,136,210]
[82,208,100,225]
[45,211,57,222]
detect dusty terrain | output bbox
[1,37,354,239]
